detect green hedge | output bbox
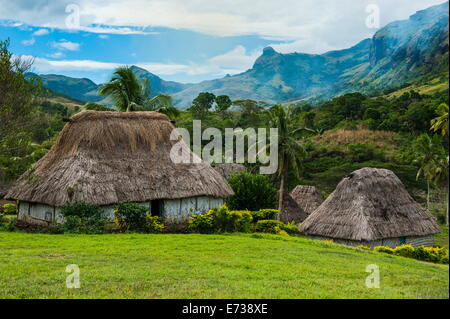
[373,245,448,264]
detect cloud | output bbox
[46,52,64,58]
[98,34,109,39]
[51,40,80,51]
[21,38,35,46]
[33,28,49,36]
[25,56,120,72]
[0,0,446,53]
[24,45,259,77]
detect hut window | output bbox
[400,237,406,245]
[151,200,163,217]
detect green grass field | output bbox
[0,231,448,299]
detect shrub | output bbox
[374,244,449,264]
[114,202,149,232]
[214,206,253,233]
[226,172,277,211]
[2,203,17,214]
[249,209,279,222]
[356,245,371,250]
[60,201,104,218]
[189,210,216,234]
[145,216,165,233]
[59,201,108,234]
[0,213,5,223]
[255,220,299,236]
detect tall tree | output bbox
[431,103,449,137]
[0,39,42,182]
[269,105,315,215]
[190,92,215,119]
[215,95,232,118]
[99,66,177,118]
[413,134,446,210]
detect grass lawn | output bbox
[0,231,448,299]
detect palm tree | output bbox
[268,105,315,214]
[432,156,449,226]
[99,66,178,118]
[431,103,449,136]
[413,134,446,210]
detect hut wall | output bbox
[163,196,223,223]
[406,235,434,247]
[18,197,224,226]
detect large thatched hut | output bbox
[6,111,233,225]
[290,185,323,216]
[300,168,441,248]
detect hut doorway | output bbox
[151,200,163,217]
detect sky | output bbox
[0,0,446,84]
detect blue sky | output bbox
[0,0,446,84]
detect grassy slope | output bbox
[0,232,447,299]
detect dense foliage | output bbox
[373,244,449,264]
[226,172,278,211]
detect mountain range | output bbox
[31,2,449,109]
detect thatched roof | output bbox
[300,167,440,241]
[213,163,246,179]
[290,185,323,215]
[280,193,308,224]
[6,111,233,206]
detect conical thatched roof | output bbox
[300,167,440,241]
[280,192,308,224]
[6,111,233,206]
[290,185,323,215]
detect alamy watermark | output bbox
[66,264,80,289]
[170,120,278,175]
[365,264,380,288]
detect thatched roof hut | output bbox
[300,167,441,248]
[280,193,308,224]
[290,185,323,215]
[6,111,233,225]
[213,163,246,179]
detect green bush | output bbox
[226,172,277,211]
[249,209,279,222]
[60,201,104,218]
[145,215,165,233]
[60,215,107,234]
[214,206,253,233]
[59,201,108,234]
[2,203,17,214]
[114,202,149,232]
[356,245,371,250]
[374,244,449,264]
[255,220,299,235]
[0,213,5,223]
[188,210,216,234]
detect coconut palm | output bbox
[431,103,449,136]
[99,66,178,118]
[268,105,315,214]
[413,134,446,210]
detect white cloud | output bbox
[33,28,49,36]
[1,0,445,53]
[46,52,64,58]
[26,56,120,72]
[24,44,260,77]
[21,38,35,46]
[98,34,109,39]
[51,40,80,51]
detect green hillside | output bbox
[0,231,447,299]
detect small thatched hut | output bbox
[300,167,441,248]
[290,185,323,216]
[6,111,233,225]
[280,193,308,224]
